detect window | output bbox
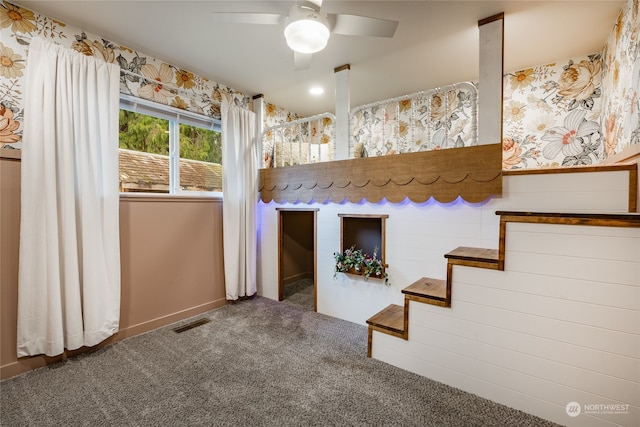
[339,214,388,267]
[118,94,222,194]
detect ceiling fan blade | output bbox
[301,0,323,9]
[210,13,285,26]
[328,14,398,38]
[294,51,313,71]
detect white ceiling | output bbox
[16,1,624,117]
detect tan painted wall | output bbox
[0,151,226,379]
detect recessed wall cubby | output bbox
[339,214,388,267]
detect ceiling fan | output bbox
[211,0,399,70]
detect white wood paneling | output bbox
[505,251,638,286]
[406,324,638,405]
[373,331,639,427]
[417,297,639,359]
[377,222,639,426]
[256,201,280,301]
[407,305,639,381]
[453,283,638,334]
[506,226,639,262]
[454,268,639,310]
[497,171,632,213]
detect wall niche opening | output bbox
[278,208,318,311]
[339,214,388,269]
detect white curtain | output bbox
[17,37,121,357]
[221,102,258,300]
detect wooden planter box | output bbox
[338,267,386,280]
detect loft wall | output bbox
[0,152,226,379]
[256,4,639,425]
[257,166,637,427]
[258,166,634,324]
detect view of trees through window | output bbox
[118,110,222,193]
[180,123,222,164]
[119,110,170,155]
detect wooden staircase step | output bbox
[445,246,501,270]
[366,304,405,337]
[366,304,406,357]
[402,277,449,307]
[367,211,640,360]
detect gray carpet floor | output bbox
[1,295,560,427]
[283,278,314,311]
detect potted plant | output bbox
[334,246,389,285]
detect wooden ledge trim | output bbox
[503,163,636,176]
[497,211,640,228]
[1,148,21,160]
[338,213,389,219]
[478,12,504,27]
[259,143,502,204]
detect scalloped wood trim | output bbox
[259,143,502,204]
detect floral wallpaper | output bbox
[503,0,639,169]
[262,103,335,168]
[601,0,640,157]
[262,101,334,168]
[350,84,477,157]
[0,1,252,150]
[501,55,604,169]
[264,101,300,129]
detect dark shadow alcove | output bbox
[277,209,318,311]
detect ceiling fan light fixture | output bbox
[284,7,330,54]
[309,86,324,95]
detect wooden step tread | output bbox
[366,304,405,336]
[402,277,447,302]
[445,246,499,266]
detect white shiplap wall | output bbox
[374,223,639,427]
[498,171,633,213]
[256,168,639,427]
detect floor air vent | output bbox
[173,318,210,333]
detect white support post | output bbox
[253,94,265,168]
[334,64,350,160]
[478,13,504,146]
[169,120,180,193]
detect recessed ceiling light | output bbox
[309,86,324,96]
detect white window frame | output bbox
[119,94,222,197]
